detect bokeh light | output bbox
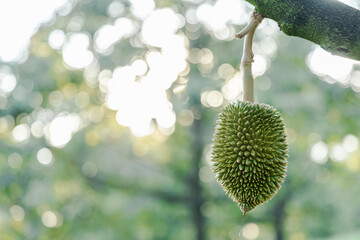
[107,1,125,18]
[1,0,360,239]
[12,124,31,142]
[221,72,242,101]
[178,109,194,126]
[242,223,260,239]
[10,205,25,221]
[94,18,137,54]
[48,29,65,50]
[37,147,53,165]
[0,0,68,62]
[330,144,348,162]
[41,211,62,228]
[31,121,45,138]
[306,46,357,84]
[342,134,359,152]
[101,12,188,137]
[129,0,155,19]
[310,141,328,164]
[45,113,80,148]
[62,33,94,69]
[196,0,250,39]
[0,70,17,95]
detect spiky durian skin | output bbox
[211,101,288,213]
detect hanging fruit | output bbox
[211,11,289,216]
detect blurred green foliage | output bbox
[0,0,360,240]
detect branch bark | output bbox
[245,0,360,61]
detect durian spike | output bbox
[236,11,264,103]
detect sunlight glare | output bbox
[155,108,176,129]
[146,48,187,90]
[105,63,177,137]
[48,29,65,50]
[94,18,136,53]
[0,0,68,62]
[338,0,359,8]
[129,0,155,19]
[307,46,355,84]
[45,113,80,148]
[257,36,278,58]
[252,54,268,77]
[0,72,17,95]
[62,33,93,69]
[106,66,136,110]
[221,72,242,101]
[141,8,185,48]
[101,8,188,137]
[131,59,148,76]
[196,0,249,34]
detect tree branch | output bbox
[245,0,360,61]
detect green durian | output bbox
[211,100,288,214]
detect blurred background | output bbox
[0,0,360,239]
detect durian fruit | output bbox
[211,100,288,214]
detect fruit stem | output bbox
[236,11,263,103]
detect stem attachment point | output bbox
[236,11,264,103]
